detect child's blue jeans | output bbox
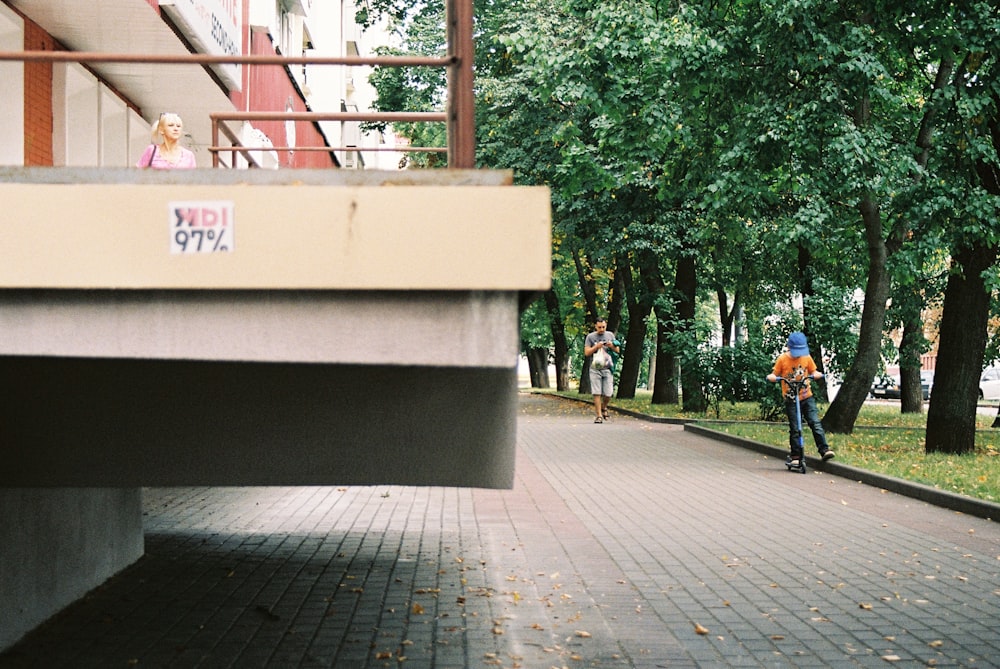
[784,395,830,456]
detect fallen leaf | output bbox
[928,640,944,648]
[575,630,592,638]
[693,622,709,635]
[859,602,873,610]
[411,603,425,615]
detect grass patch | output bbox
[702,422,1000,504]
[526,388,1000,504]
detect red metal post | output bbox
[211,117,220,168]
[447,0,476,168]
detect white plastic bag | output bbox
[592,346,611,370]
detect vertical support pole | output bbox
[211,116,220,168]
[446,0,475,168]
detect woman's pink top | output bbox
[136,145,197,169]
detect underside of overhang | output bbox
[9,0,235,148]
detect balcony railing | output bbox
[0,0,475,168]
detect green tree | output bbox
[361,0,1000,445]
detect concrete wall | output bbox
[0,488,144,650]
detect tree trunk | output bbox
[733,303,745,346]
[926,243,997,453]
[607,257,625,334]
[615,309,647,400]
[615,264,651,400]
[713,249,736,347]
[898,294,926,414]
[717,286,733,348]
[796,246,829,402]
[543,289,571,391]
[638,250,678,405]
[651,319,678,404]
[525,347,550,388]
[675,253,706,412]
[822,193,891,433]
[574,247,598,395]
[899,363,923,413]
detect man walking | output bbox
[584,318,620,423]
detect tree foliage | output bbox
[361,0,1000,451]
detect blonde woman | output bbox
[136,112,196,169]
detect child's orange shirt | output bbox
[772,352,817,401]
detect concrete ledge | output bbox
[0,167,517,187]
[0,289,519,367]
[0,175,551,290]
[2,358,517,488]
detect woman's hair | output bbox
[151,112,183,144]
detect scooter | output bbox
[773,376,809,474]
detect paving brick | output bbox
[3,394,1000,667]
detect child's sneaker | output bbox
[786,453,802,468]
[820,449,835,461]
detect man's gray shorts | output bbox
[589,367,614,396]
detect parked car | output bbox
[980,367,1000,400]
[870,371,933,400]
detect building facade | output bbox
[2,0,390,171]
[0,0,550,654]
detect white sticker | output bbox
[169,201,235,254]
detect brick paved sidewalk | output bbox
[2,393,999,668]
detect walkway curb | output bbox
[685,425,1000,522]
[523,391,999,523]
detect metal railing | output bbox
[0,0,475,168]
[209,111,449,169]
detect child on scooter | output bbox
[766,331,835,467]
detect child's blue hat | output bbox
[787,332,809,357]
